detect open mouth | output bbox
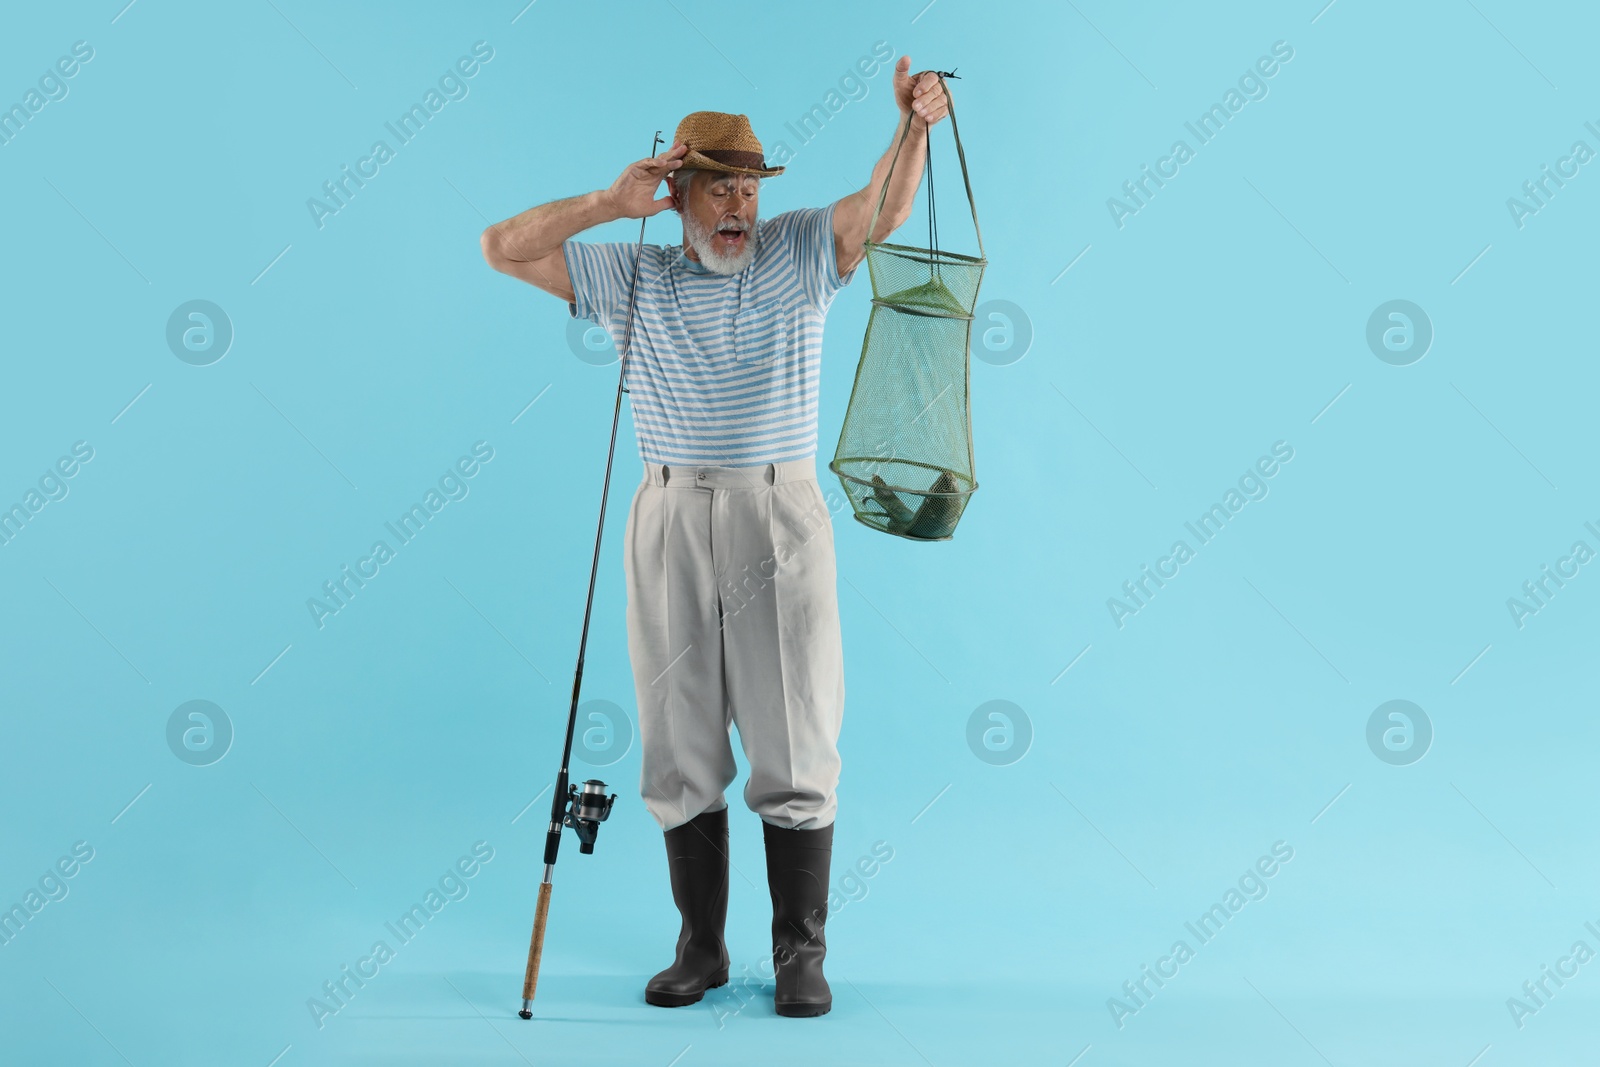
[716,227,746,248]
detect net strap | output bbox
[864,70,984,261]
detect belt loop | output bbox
[660,464,670,485]
[765,462,776,485]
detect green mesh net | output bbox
[830,73,986,541]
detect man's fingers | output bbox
[643,151,685,175]
[910,72,947,120]
[622,141,685,200]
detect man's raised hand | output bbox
[892,56,950,128]
[607,142,689,219]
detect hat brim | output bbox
[682,149,784,177]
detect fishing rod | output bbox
[517,129,664,1020]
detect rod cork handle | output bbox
[518,881,553,1017]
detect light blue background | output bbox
[2,1,1597,1064]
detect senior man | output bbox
[481,55,950,1017]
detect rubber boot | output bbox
[762,819,834,1017]
[644,805,730,1007]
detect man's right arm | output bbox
[479,189,622,303]
[481,142,686,304]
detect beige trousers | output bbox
[622,459,845,833]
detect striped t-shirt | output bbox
[564,201,858,467]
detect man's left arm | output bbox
[831,55,952,278]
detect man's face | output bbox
[673,168,760,275]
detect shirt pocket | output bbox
[730,294,798,368]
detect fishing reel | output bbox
[562,779,617,854]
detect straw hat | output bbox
[672,111,785,178]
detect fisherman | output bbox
[480,55,950,1018]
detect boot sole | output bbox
[644,969,729,1007]
[775,998,832,1017]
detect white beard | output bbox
[682,210,759,275]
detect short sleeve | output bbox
[783,203,859,308]
[563,239,636,327]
